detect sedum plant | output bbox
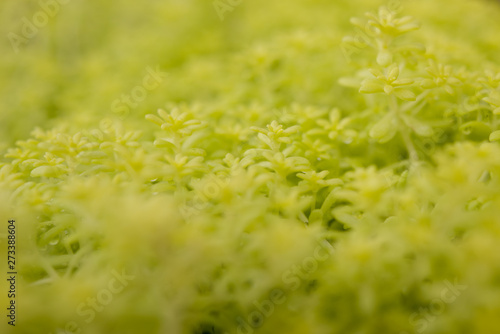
[1,0,500,334]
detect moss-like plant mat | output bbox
[1,0,500,333]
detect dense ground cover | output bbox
[1,0,500,333]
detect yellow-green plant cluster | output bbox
[1,0,500,333]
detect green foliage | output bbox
[1,0,500,333]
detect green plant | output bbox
[1,1,500,333]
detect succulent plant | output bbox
[1,0,500,333]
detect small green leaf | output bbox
[30,166,61,178]
[387,64,399,82]
[394,89,416,101]
[258,133,274,149]
[360,79,384,94]
[489,130,500,142]
[377,50,392,66]
[309,209,323,225]
[369,114,397,143]
[145,114,164,126]
[460,121,492,141]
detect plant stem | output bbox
[390,95,419,162]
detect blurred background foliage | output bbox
[1,0,499,149]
